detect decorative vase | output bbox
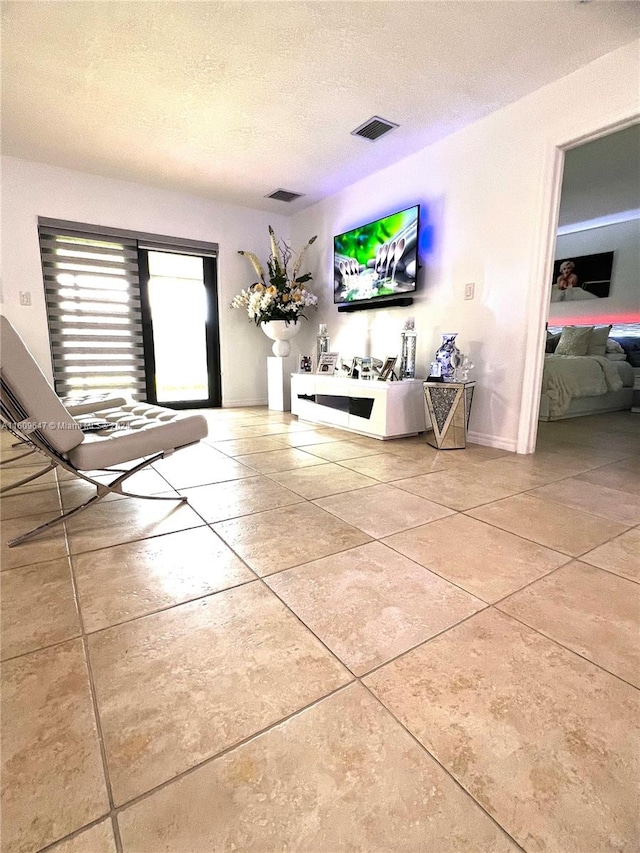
[261,320,301,357]
[435,333,461,381]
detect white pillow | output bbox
[587,325,612,357]
[555,325,593,356]
[606,338,625,353]
[605,352,627,362]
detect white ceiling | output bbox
[2,1,639,213]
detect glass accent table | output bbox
[423,380,476,449]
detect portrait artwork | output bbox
[550,251,614,302]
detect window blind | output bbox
[39,225,146,399]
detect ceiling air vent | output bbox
[265,189,304,202]
[351,116,399,141]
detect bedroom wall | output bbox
[292,40,640,452]
[0,157,292,406]
[549,218,640,326]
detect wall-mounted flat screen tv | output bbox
[333,205,419,305]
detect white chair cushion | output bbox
[64,393,130,415]
[68,404,208,470]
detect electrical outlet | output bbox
[464,282,475,300]
[19,291,32,306]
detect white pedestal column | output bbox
[267,356,295,411]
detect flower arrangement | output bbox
[232,227,318,326]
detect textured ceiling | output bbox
[2,1,639,213]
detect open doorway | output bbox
[533,123,640,448]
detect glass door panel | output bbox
[140,250,221,407]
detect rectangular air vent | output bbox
[351,116,399,141]
[265,189,304,202]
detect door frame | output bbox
[518,111,640,455]
[138,248,222,409]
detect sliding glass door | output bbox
[139,249,221,408]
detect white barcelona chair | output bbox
[1,391,130,489]
[0,315,208,547]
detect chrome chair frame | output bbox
[0,373,193,548]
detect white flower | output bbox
[233,228,318,326]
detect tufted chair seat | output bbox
[71,404,208,470]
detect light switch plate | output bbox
[464,282,475,300]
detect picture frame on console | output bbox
[339,357,353,375]
[298,355,313,373]
[378,356,398,381]
[316,352,339,374]
[360,357,374,380]
[347,357,366,379]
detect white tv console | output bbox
[290,373,426,439]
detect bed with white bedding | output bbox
[538,355,635,421]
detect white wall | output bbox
[549,219,640,325]
[0,158,291,406]
[292,40,640,452]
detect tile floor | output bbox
[1,408,638,853]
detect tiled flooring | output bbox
[1,408,638,853]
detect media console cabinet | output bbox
[290,374,426,439]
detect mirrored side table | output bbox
[423,380,476,449]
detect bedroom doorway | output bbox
[533,120,640,448]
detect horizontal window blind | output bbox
[39,225,146,399]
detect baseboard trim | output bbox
[222,398,267,408]
[467,430,518,454]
